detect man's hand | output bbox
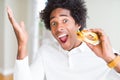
[7,6,28,59]
[86,28,120,72]
[86,28,115,63]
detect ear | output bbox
[77,24,81,30]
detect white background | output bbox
[0,0,120,75]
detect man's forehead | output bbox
[50,8,71,20]
[50,14,69,20]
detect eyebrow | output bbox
[50,14,68,20]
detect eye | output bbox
[63,19,68,23]
[50,22,57,27]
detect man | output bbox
[7,0,120,80]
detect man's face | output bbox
[50,8,82,51]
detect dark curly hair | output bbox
[40,0,87,31]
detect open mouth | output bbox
[58,34,68,43]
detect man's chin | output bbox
[58,41,71,51]
[61,45,71,51]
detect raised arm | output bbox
[7,7,45,80]
[7,7,28,60]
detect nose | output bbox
[56,23,64,32]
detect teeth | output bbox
[58,34,67,38]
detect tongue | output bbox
[59,36,67,43]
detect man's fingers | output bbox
[7,6,15,24]
[20,21,25,30]
[7,7,13,17]
[7,6,21,31]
